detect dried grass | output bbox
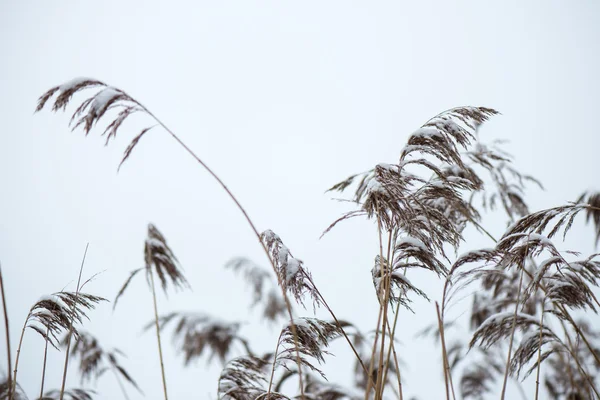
[21,80,600,400]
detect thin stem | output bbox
[149,267,169,400]
[59,242,89,400]
[371,210,387,400]
[521,266,600,368]
[468,217,498,243]
[364,296,385,399]
[0,265,12,400]
[381,233,403,400]
[534,299,545,400]
[39,326,50,399]
[439,284,457,400]
[139,105,306,398]
[11,314,29,400]
[559,318,600,398]
[565,343,600,398]
[267,330,285,394]
[436,303,450,400]
[382,303,403,400]
[375,229,393,399]
[500,267,525,400]
[303,272,373,388]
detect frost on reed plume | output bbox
[0,78,598,400]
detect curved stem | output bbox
[303,272,373,387]
[11,313,29,400]
[149,268,169,400]
[267,330,284,394]
[0,266,12,400]
[139,105,306,398]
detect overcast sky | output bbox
[1,1,599,399]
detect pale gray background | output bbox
[1,1,599,399]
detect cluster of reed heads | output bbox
[1,78,600,400]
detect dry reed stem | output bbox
[0,266,12,400]
[36,80,307,397]
[436,302,451,400]
[382,308,403,400]
[149,267,169,400]
[556,319,591,397]
[301,271,373,386]
[534,299,544,400]
[59,243,89,400]
[364,292,385,399]
[11,313,28,398]
[499,265,524,400]
[523,265,600,369]
[378,230,400,398]
[140,104,306,399]
[39,326,50,399]
[370,212,387,400]
[375,229,393,398]
[388,233,404,399]
[267,330,285,394]
[381,230,403,399]
[562,334,600,398]
[439,280,457,399]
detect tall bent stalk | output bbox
[0,265,13,400]
[36,80,308,397]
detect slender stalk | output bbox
[0,266,12,400]
[438,287,457,400]
[522,265,600,368]
[370,210,387,400]
[565,343,600,398]
[39,326,50,399]
[303,272,373,387]
[500,267,525,400]
[375,229,393,398]
[382,303,403,400]
[138,105,306,398]
[11,313,29,400]
[267,330,285,394]
[148,267,169,400]
[534,299,545,400]
[555,320,577,394]
[472,223,600,375]
[435,303,450,400]
[380,232,403,400]
[364,295,385,399]
[559,318,600,398]
[59,243,89,400]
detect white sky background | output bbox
[1,1,599,399]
